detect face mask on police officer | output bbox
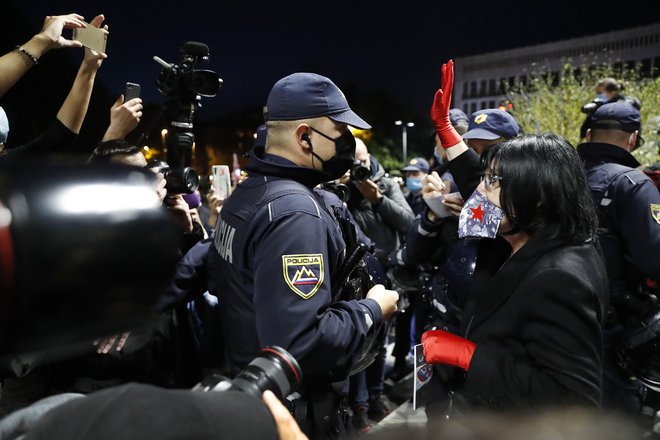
[307,128,357,180]
[457,189,505,239]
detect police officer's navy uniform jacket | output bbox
[209,146,383,381]
[577,142,660,294]
[577,141,660,411]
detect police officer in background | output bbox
[577,101,660,413]
[209,72,398,439]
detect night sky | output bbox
[10,0,659,122]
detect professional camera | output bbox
[192,346,302,400]
[0,161,181,359]
[581,95,609,114]
[319,181,351,203]
[147,159,199,195]
[350,160,370,181]
[153,42,222,194]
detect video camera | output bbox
[152,42,223,194]
[192,346,302,401]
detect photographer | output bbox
[579,77,641,139]
[340,138,414,261]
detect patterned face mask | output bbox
[457,189,504,239]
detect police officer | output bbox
[209,72,398,439]
[577,101,660,413]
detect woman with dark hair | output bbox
[421,60,608,416]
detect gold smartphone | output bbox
[73,22,107,53]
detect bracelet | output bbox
[15,46,38,65]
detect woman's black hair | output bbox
[483,133,597,244]
[88,139,142,163]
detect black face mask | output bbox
[307,127,356,180]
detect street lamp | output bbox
[394,120,415,164]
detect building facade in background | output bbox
[454,23,660,115]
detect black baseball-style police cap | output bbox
[266,72,371,130]
[591,101,641,133]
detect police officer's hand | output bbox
[354,179,382,204]
[262,390,309,440]
[366,284,399,321]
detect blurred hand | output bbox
[354,179,382,204]
[103,95,143,141]
[421,171,447,201]
[442,192,464,217]
[206,187,225,229]
[262,390,309,440]
[164,194,193,233]
[153,172,167,203]
[93,332,130,354]
[38,13,86,50]
[366,284,399,321]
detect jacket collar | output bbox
[245,146,332,188]
[577,142,640,169]
[466,226,572,335]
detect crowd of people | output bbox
[0,11,659,440]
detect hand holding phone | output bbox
[212,165,232,200]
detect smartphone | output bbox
[212,165,232,200]
[124,82,141,101]
[73,22,107,53]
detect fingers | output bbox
[89,14,105,28]
[263,390,308,440]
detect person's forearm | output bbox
[0,34,52,98]
[57,63,97,134]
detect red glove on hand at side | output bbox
[430,59,463,149]
[421,329,476,371]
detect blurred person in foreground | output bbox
[421,60,608,423]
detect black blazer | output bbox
[454,229,608,409]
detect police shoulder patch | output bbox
[282,254,324,299]
[651,203,660,225]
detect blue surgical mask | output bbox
[406,177,422,192]
[457,189,504,239]
[595,93,609,103]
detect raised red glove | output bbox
[421,329,476,371]
[430,60,462,149]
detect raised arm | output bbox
[0,13,85,98]
[56,14,108,134]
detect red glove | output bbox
[430,60,463,149]
[421,329,476,371]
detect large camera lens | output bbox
[350,160,370,181]
[228,346,302,400]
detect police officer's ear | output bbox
[628,131,639,151]
[585,128,592,143]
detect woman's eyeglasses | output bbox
[481,172,503,189]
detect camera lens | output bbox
[350,161,370,181]
[228,346,302,400]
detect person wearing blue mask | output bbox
[402,157,430,216]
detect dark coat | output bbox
[455,230,608,409]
